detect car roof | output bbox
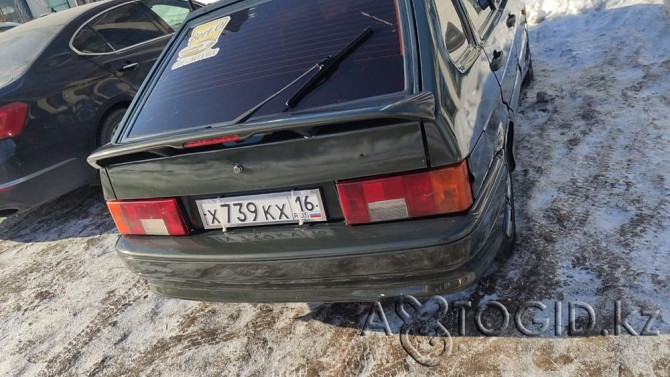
[3,0,202,37]
[21,1,118,29]
[8,0,205,32]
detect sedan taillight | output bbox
[107,198,189,236]
[0,102,28,140]
[336,161,473,225]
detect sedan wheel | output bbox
[98,108,127,146]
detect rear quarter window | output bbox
[72,25,113,53]
[144,0,192,30]
[125,0,406,139]
[89,2,167,50]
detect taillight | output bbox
[107,198,189,236]
[0,102,28,140]
[336,161,473,225]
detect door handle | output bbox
[507,13,517,27]
[490,50,504,72]
[118,62,139,72]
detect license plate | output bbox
[196,189,327,230]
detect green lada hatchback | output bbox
[89,0,533,302]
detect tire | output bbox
[98,108,126,146]
[499,160,517,258]
[522,44,534,87]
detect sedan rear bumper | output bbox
[0,158,81,215]
[116,156,508,303]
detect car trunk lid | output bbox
[90,92,436,230]
[104,118,428,227]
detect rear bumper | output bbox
[0,157,80,215]
[117,156,508,303]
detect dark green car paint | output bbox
[119,153,507,302]
[88,0,531,302]
[106,122,427,199]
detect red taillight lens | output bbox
[0,102,28,140]
[107,198,189,236]
[336,161,473,225]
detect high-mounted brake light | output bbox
[0,102,28,140]
[107,198,189,236]
[336,161,473,225]
[184,135,240,148]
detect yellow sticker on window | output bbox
[172,16,231,70]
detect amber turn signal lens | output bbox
[336,161,473,225]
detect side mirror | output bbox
[445,22,466,53]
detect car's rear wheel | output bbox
[98,108,126,146]
[500,160,517,256]
[522,43,534,87]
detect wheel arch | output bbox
[91,99,131,149]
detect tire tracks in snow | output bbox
[36,279,147,377]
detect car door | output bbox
[459,0,521,109]
[71,1,173,91]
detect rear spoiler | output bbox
[87,91,435,169]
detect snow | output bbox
[1,0,669,376]
[526,0,669,23]
[525,0,606,23]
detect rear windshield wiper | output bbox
[229,27,374,125]
[284,26,373,110]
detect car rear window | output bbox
[125,0,406,139]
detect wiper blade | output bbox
[285,27,373,110]
[229,26,373,125]
[229,63,320,125]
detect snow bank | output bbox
[525,0,605,23]
[524,0,668,24]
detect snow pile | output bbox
[524,0,667,23]
[525,0,602,23]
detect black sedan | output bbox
[0,0,201,216]
[89,0,533,302]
